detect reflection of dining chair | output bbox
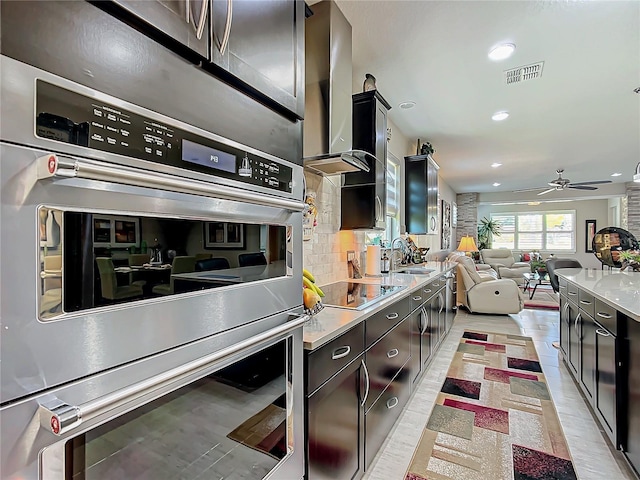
[195,253,213,262]
[152,256,196,296]
[195,257,230,271]
[238,252,267,267]
[41,254,62,315]
[96,257,145,301]
[129,253,150,266]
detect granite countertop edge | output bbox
[303,262,456,351]
[555,268,640,321]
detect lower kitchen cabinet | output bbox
[410,305,431,385]
[580,310,596,401]
[365,361,412,468]
[307,354,365,480]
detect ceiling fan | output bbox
[514,169,612,196]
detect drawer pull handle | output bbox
[595,328,612,337]
[580,300,592,305]
[423,289,432,294]
[568,292,577,296]
[331,346,351,360]
[412,296,422,301]
[386,396,399,409]
[386,312,399,320]
[432,283,440,287]
[597,312,613,319]
[559,285,566,289]
[387,348,399,358]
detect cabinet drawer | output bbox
[566,281,579,301]
[594,299,617,336]
[366,296,411,347]
[365,317,411,411]
[307,322,364,393]
[364,361,412,468]
[558,277,568,294]
[579,289,595,317]
[410,287,426,312]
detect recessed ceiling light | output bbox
[399,101,416,109]
[488,43,516,61]
[491,111,509,121]
[491,162,502,168]
[493,182,501,187]
[611,172,622,177]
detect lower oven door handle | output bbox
[36,153,306,212]
[38,313,310,436]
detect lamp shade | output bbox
[457,236,478,253]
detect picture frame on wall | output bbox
[441,200,451,250]
[204,222,246,249]
[585,219,597,253]
[452,203,457,227]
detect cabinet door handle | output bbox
[574,312,581,337]
[213,0,233,55]
[360,359,370,407]
[438,293,444,314]
[190,0,209,40]
[186,0,190,24]
[430,216,436,232]
[421,307,428,334]
[387,348,399,358]
[375,195,383,223]
[386,396,399,409]
[562,302,570,323]
[386,312,399,320]
[331,346,351,360]
[597,312,613,319]
[595,328,611,337]
[580,300,592,305]
[412,295,422,302]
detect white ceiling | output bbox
[332,0,640,197]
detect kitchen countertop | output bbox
[555,268,640,321]
[303,261,456,351]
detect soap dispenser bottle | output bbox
[381,251,390,274]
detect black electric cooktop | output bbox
[321,282,406,310]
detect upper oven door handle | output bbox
[36,153,306,212]
[38,313,310,436]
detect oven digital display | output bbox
[182,139,236,174]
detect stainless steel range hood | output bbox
[303,1,373,176]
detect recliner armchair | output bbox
[480,248,530,283]
[453,255,524,314]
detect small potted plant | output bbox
[530,259,547,276]
[619,250,640,272]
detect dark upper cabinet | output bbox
[108,0,210,59]
[341,90,391,230]
[404,154,439,235]
[207,0,306,120]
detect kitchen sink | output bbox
[396,267,435,275]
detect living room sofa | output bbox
[479,248,531,283]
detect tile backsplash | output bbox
[302,172,367,286]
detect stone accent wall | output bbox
[302,171,367,286]
[626,183,640,236]
[455,192,478,244]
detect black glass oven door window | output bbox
[65,338,291,479]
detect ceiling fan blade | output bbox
[568,185,598,190]
[512,186,549,193]
[568,180,612,186]
[537,188,557,196]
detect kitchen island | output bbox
[302,261,457,480]
[555,268,640,478]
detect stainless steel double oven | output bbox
[0,56,306,479]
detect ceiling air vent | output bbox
[504,62,544,85]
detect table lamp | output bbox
[457,236,478,257]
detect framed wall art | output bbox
[441,200,451,250]
[204,222,246,249]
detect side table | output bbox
[522,272,551,299]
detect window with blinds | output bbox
[491,210,576,251]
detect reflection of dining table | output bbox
[114,264,172,292]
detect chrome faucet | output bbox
[390,237,408,271]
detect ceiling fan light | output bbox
[491,111,509,121]
[634,162,640,183]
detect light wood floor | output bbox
[363,308,637,480]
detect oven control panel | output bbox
[35,80,293,193]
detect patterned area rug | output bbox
[404,330,577,480]
[524,287,559,311]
